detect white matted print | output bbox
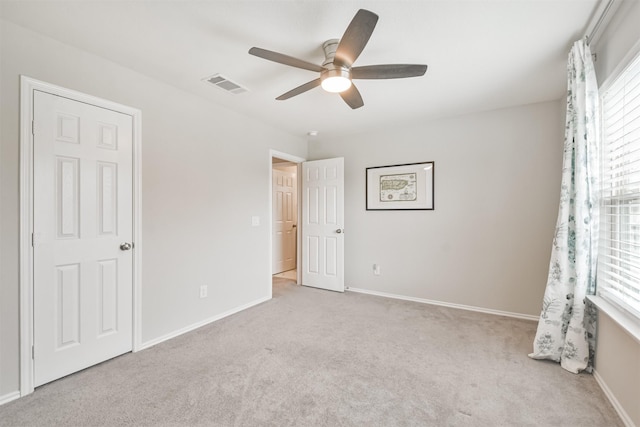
[366,162,434,210]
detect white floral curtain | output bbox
[529,38,600,374]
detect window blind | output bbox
[598,51,640,319]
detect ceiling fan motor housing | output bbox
[321,64,351,81]
[321,38,351,79]
[321,39,340,67]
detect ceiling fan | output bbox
[248,9,428,109]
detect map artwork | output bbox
[379,173,417,202]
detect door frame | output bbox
[269,150,305,297]
[18,76,143,396]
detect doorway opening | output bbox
[269,151,345,296]
[272,156,299,287]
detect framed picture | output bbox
[366,162,434,210]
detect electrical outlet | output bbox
[251,216,260,226]
[373,264,381,276]
[200,285,208,299]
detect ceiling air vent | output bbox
[203,74,248,94]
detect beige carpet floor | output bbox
[0,278,623,426]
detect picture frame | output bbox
[366,162,434,211]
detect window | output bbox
[598,50,640,319]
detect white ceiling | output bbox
[0,0,599,140]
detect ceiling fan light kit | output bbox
[248,9,428,109]
[320,67,352,93]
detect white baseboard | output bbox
[0,391,21,406]
[346,287,539,321]
[139,296,271,351]
[593,369,637,427]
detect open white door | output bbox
[301,158,344,292]
[33,90,134,386]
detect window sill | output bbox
[587,295,640,344]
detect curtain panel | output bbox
[529,38,600,374]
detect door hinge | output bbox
[32,120,35,135]
[31,232,34,247]
[32,345,34,359]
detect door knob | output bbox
[336,229,343,234]
[120,242,133,251]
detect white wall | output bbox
[0,20,307,397]
[591,1,640,426]
[595,313,640,426]
[310,100,563,317]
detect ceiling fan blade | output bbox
[249,47,324,72]
[352,64,428,79]
[334,9,378,67]
[276,78,322,100]
[340,84,364,109]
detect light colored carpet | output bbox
[0,278,622,426]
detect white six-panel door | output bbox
[301,158,344,292]
[33,90,134,386]
[272,168,297,274]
